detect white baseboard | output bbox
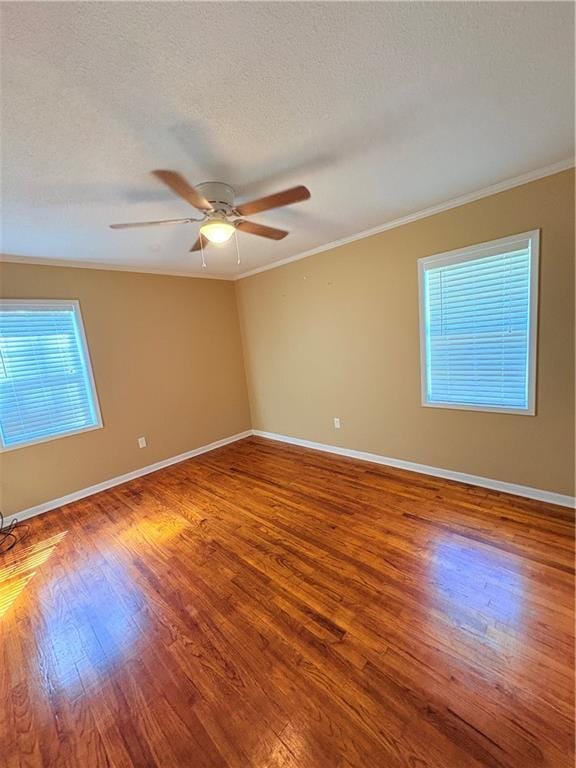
[5,427,574,528]
[4,430,253,528]
[252,430,576,509]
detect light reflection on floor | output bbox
[37,552,146,693]
[429,537,524,645]
[121,513,192,546]
[2,525,147,696]
[0,531,68,618]
[6,509,196,699]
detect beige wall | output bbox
[0,264,251,515]
[236,170,575,496]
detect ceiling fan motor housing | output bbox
[196,182,235,213]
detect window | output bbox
[418,230,539,414]
[0,300,102,450]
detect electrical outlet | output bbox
[138,436,147,448]
[333,417,341,429]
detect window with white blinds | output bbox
[418,231,539,414]
[0,300,102,449]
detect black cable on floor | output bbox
[0,509,29,555]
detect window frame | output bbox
[417,230,540,416]
[0,298,103,451]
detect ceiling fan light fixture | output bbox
[200,219,235,244]
[111,171,311,254]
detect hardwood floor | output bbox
[1,437,574,768]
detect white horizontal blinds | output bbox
[0,304,99,448]
[423,246,532,409]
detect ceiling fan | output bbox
[110,170,311,253]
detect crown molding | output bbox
[0,254,233,281]
[235,158,574,280]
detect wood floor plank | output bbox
[1,436,573,767]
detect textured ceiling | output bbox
[1,2,574,279]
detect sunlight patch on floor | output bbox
[0,530,67,618]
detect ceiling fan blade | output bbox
[190,235,208,252]
[234,219,288,240]
[236,185,310,216]
[110,217,192,229]
[152,170,214,212]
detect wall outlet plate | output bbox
[333,417,341,429]
[138,436,147,448]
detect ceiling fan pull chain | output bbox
[234,228,241,265]
[200,237,207,269]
